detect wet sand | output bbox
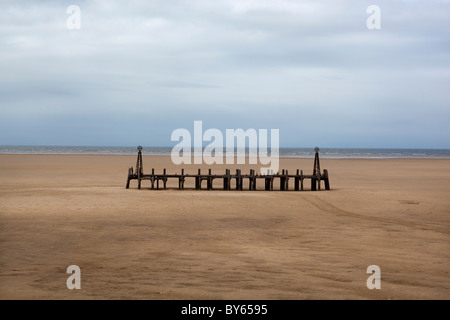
[0,154,449,299]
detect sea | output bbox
[1,146,450,159]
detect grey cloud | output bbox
[0,0,449,147]
[152,81,220,89]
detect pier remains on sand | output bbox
[126,147,330,191]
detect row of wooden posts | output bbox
[126,167,330,191]
[126,147,330,191]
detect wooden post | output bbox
[280,169,285,191]
[223,169,226,190]
[163,168,167,189]
[207,169,212,190]
[137,166,141,190]
[284,169,289,191]
[294,169,299,191]
[151,168,155,189]
[196,169,201,190]
[249,169,255,190]
[323,169,330,190]
[300,170,304,191]
[126,167,133,189]
[236,169,242,190]
[312,147,320,191]
[223,169,229,190]
[179,169,184,189]
[136,146,143,190]
[317,167,321,191]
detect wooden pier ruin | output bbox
[126,146,330,191]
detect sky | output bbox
[0,0,449,148]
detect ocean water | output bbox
[1,146,450,159]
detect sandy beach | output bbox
[0,154,449,300]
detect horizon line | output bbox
[1,145,450,151]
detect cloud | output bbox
[0,0,449,147]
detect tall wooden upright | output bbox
[311,147,320,191]
[136,146,143,189]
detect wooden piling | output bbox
[179,168,185,189]
[163,168,167,189]
[196,169,201,190]
[235,169,243,191]
[252,170,257,190]
[300,170,304,191]
[324,169,330,190]
[311,178,316,191]
[207,169,212,190]
[151,168,155,189]
[280,169,285,191]
[126,167,133,189]
[224,169,230,190]
[285,170,289,191]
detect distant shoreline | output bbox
[1,154,450,161]
[1,146,450,159]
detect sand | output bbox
[0,154,449,300]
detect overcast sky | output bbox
[0,0,449,148]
